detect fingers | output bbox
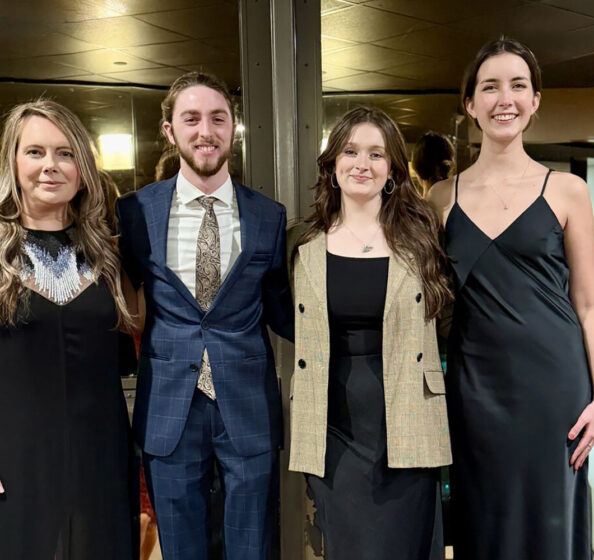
[570,436,594,471]
[0,480,4,494]
[569,413,587,440]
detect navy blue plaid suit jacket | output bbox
[116,176,294,457]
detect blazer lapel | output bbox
[145,176,202,313]
[298,233,327,305]
[297,233,408,317]
[383,253,408,319]
[210,182,261,308]
[145,178,175,266]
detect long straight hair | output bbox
[294,107,452,319]
[0,100,133,328]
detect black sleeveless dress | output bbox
[0,228,135,560]
[306,252,442,560]
[445,170,592,559]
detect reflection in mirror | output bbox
[0,83,245,194]
[321,89,594,200]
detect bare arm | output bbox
[427,178,456,227]
[560,173,594,469]
[121,273,145,334]
[427,178,456,339]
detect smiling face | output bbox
[334,122,391,203]
[16,115,80,218]
[162,85,234,185]
[466,52,540,141]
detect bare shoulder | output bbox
[427,177,456,223]
[547,170,590,204]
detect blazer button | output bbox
[202,320,209,330]
[298,303,305,313]
[416,293,422,303]
[416,353,423,362]
[190,363,199,372]
[298,359,306,369]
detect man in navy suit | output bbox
[117,72,293,560]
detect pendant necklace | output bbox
[342,222,381,253]
[487,158,532,210]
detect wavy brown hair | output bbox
[294,107,452,319]
[0,100,134,328]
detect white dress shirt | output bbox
[166,171,241,298]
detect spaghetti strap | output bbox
[454,173,460,201]
[540,169,553,196]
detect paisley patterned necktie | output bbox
[195,196,220,400]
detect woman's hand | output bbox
[569,401,594,471]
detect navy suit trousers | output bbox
[143,390,278,560]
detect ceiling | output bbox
[0,0,591,157]
[0,0,241,88]
[0,0,592,92]
[321,0,594,91]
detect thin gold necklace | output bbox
[342,222,381,253]
[485,158,532,210]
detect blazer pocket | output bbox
[140,351,171,361]
[423,370,446,395]
[252,252,272,263]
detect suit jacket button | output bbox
[416,293,422,303]
[190,363,199,372]
[298,359,306,369]
[298,303,305,313]
[416,353,423,362]
[202,320,209,330]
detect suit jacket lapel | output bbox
[298,235,409,315]
[298,233,327,305]
[383,253,408,319]
[211,182,261,307]
[146,176,202,313]
[145,178,175,266]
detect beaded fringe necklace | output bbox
[20,231,94,305]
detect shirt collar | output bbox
[175,170,234,207]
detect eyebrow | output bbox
[21,143,72,150]
[479,76,530,84]
[344,142,386,150]
[180,109,230,117]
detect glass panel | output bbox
[0,83,244,194]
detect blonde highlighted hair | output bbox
[0,99,133,328]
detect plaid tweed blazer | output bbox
[288,232,452,476]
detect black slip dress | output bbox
[445,170,592,560]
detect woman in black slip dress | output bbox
[0,100,138,559]
[428,38,594,560]
[289,107,453,560]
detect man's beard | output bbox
[174,133,232,178]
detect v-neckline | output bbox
[448,168,559,243]
[449,195,548,243]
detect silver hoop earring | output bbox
[331,173,340,189]
[383,178,395,194]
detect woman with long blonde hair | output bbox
[0,99,136,559]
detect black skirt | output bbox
[307,253,442,560]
